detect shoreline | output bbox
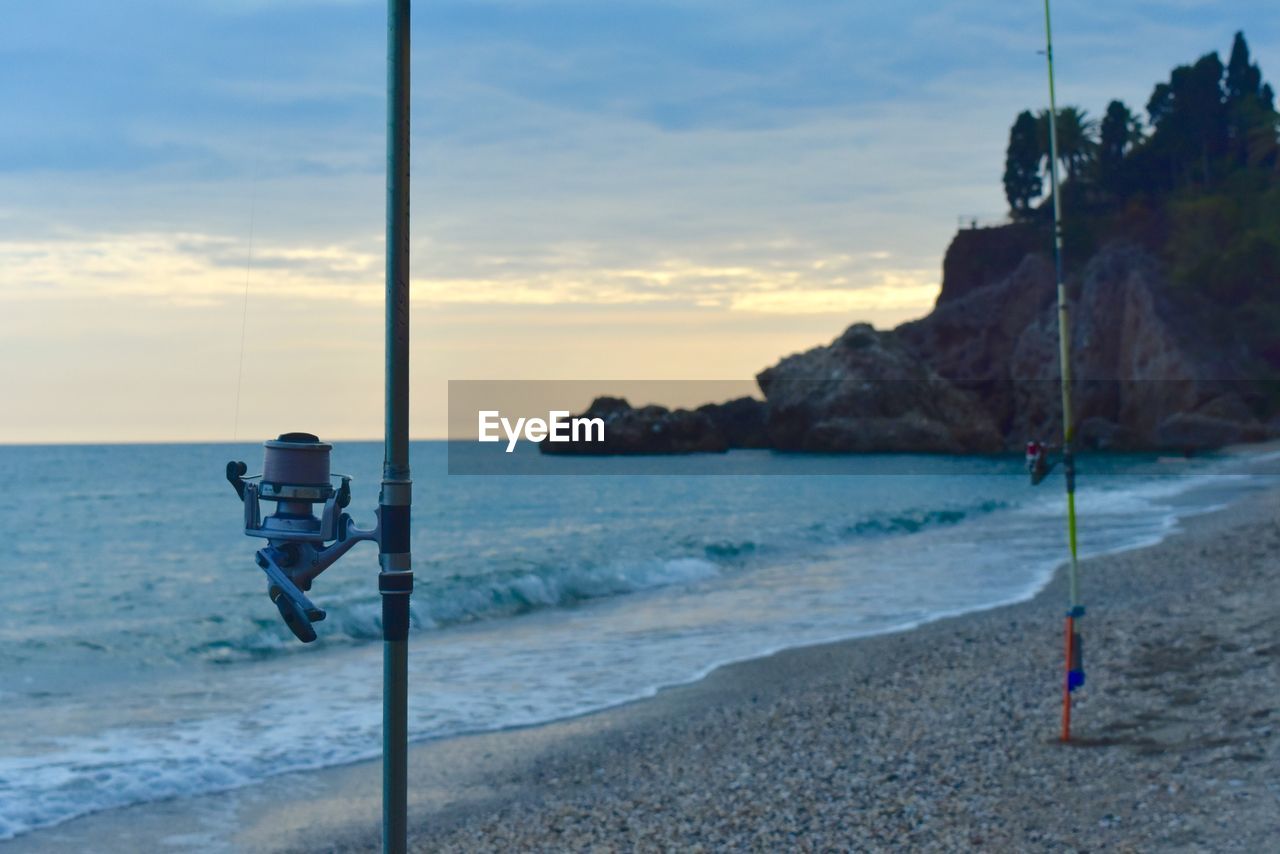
[400,489,1280,851]
[6,460,1277,851]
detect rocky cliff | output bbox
[543,230,1275,455]
[900,238,1269,450]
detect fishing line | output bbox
[232,76,268,442]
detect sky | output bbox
[0,1,1275,443]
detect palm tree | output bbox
[1037,106,1099,183]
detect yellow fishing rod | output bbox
[1042,0,1085,742]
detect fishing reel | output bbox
[1025,440,1058,486]
[226,433,378,642]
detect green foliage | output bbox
[1037,107,1098,182]
[1224,31,1278,169]
[1097,100,1143,195]
[1218,231,1280,305]
[1144,52,1229,188]
[1003,110,1042,215]
[1166,176,1280,296]
[999,31,1280,405]
[1163,181,1280,386]
[1226,31,1264,104]
[1003,31,1278,203]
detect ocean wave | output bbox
[384,555,721,636]
[193,500,1015,661]
[701,540,758,560]
[806,499,1010,542]
[193,555,723,660]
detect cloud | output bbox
[0,228,936,320]
[0,232,382,303]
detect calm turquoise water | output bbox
[0,441,1271,839]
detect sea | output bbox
[0,441,1276,840]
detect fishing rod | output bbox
[1041,0,1085,743]
[224,1,414,850]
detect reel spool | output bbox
[227,433,377,642]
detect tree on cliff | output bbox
[1145,52,1229,187]
[1003,110,1042,215]
[1036,107,1098,184]
[1224,31,1278,168]
[1226,32,1265,101]
[1003,30,1279,204]
[992,31,1280,402]
[1096,100,1143,194]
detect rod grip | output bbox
[379,573,413,642]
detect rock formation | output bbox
[696,397,770,449]
[898,240,1267,450]
[755,323,1002,453]
[538,396,730,455]
[543,230,1275,455]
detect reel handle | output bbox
[226,461,249,500]
[273,588,318,644]
[255,548,327,643]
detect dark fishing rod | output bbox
[224,1,414,849]
[380,0,414,847]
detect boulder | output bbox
[696,397,770,449]
[539,397,728,455]
[1075,416,1140,451]
[1155,412,1247,451]
[755,323,1002,453]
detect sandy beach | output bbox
[235,482,1278,852]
